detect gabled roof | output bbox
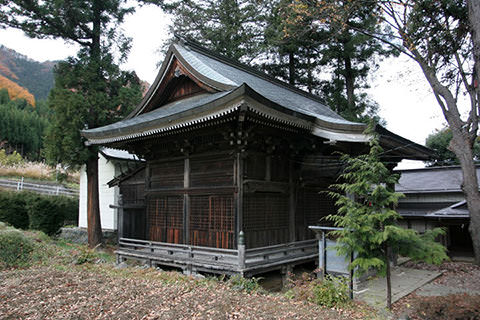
[395,165,480,194]
[81,38,433,160]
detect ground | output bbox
[1,232,480,320]
[0,237,375,320]
[392,261,480,319]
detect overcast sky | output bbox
[0,4,449,169]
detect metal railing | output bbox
[0,178,79,197]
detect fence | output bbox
[0,178,79,197]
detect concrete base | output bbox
[59,227,117,245]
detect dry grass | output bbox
[0,162,80,184]
[0,162,52,180]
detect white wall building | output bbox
[78,148,142,231]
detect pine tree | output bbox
[328,125,448,309]
[164,0,265,63]
[0,0,154,247]
[285,0,396,123]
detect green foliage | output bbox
[0,191,78,235]
[0,228,34,269]
[227,275,263,293]
[44,53,142,167]
[311,275,350,308]
[0,149,24,166]
[0,191,30,229]
[426,127,480,166]
[164,0,265,63]
[327,124,448,277]
[72,245,98,265]
[285,273,350,308]
[0,96,48,160]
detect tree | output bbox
[164,0,265,63]
[426,127,480,166]
[299,0,480,265]
[328,127,447,309]
[0,0,155,247]
[284,0,396,123]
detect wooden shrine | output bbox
[83,38,432,276]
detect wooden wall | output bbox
[119,168,146,240]
[145,153,236,249]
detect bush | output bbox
[227,275,263,293]
[0,191,29,229]
[285,273,350,308]
[0,228,34,269]
[52,196,78,224]
[0,191,78,235]
[0,149,24,166]
[311,275,350,307]
[28,196,65,236]
[412,294,480,320]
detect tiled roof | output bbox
[173,43,354,125]
[395,166,480,193]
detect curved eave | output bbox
[82,84,375,146]
[375,125,434,161]
[125,43,237,120]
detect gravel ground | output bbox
[0,265,373,320]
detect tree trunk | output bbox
[344,54,355,112]
[450,131,480,265]
[385,244,392,310]
[86,151,103,248]
[288,52,295,85]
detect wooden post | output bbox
[184,156,190,245]
[238,231,246,270]
[117,194,124,243]
[288,159,296,242]
[236,153,244,242]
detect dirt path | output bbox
[0,265,368,320]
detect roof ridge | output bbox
[396,164,480,172]
[176,37,334,110]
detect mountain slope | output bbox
[0,45,55,102]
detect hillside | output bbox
[0,45,55,102]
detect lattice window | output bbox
[189,195,234,249]
[298,188,337,226]
[149,160,184,189]
[147,195,183,243]
[243,193,289,231]
[190,157,234,187]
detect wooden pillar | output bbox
[117,193,124,242]
[184,156,190,245]
[238,230,246,272]
[236,152,244,245]
[289,159,296,242]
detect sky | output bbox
[0,4,448,169]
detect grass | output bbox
[0,161,80,187]
[0,227,380,319]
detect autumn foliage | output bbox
[0,75,35,106]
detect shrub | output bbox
[0,228,34,269]
[0,191,29,229]
[311,275,350,307]
[227,275,263,293]
[52,196,78,225]
[285,273,350,308]
[28,196,65,235]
